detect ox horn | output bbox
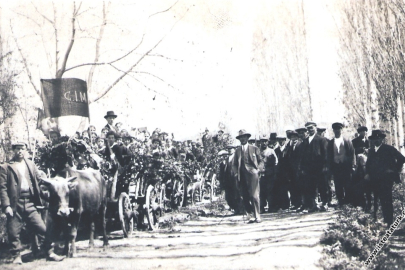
[67,176,78,182]
[40,177,54,185]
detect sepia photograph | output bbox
[1,0,405,269]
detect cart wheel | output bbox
[145,185,162,231]
[118,192,134,238]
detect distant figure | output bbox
[103,111,119,133]
[202,128,211,148]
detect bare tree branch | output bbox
[87,1,109,92]
[13,11,41,27]
[31,1,54,24]
[64,0,180,73]
[53,1,59,75]
[56,2,81,78]
[148,0,179,18]
[10,22,40,96]
[132,70,183,94]
[91,7,189,103]
[108,64,169,99]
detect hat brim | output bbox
[104,115,117,119]
[368,135,386,140]
[236,133,251,139]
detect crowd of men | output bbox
[1,110,405,264]
[216,122,405,225]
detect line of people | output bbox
[217,122,405,226]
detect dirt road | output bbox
[2,208,336,270]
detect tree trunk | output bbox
[393,118,399,149]
[369,75,379,129]
[398,96,405,154]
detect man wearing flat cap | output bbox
[295,127,308,141]
[232,129,263,223]
[298,122,328,212]
[103,111,119,133]
[0,142,64,263]
[365,130,405,226]
[327,122,356,207]
[352,126,370,155]
[317,127,326,138]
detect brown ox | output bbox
[41,168,108,257]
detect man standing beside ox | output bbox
[233,129,263,223]
[0,142,64,264]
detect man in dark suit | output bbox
[352,126,369,155]
[233,129,263,223]
[0,142,64,264]
[202,128,211,148]
[365,130,405,225]
[299,122,328,212]
[103,111,119,132]
[284,131,303,210]
[327,122,356,207]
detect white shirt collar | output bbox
[308,133,316,143]
[375,145,381,152]
[241,144,248,151]
[334,137,344,152]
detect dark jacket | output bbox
[284,140,302,173]
[366,144,405,183]
[327,137,356,170]
[299,134,328,173]
[0,157,44,212]
[352,136,370,155]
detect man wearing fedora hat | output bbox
[0,142,64,263]
[103,111,119,133]
[327,122,356,207]
[202,128,211,148]
[284,131,304,210]
[258,134,278,213]
[233,129,263,223]
[299,122,328,213]
[365,130,405,225]
[352,126,370,155]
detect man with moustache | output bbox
[233,130,263,223]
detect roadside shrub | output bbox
[320,182,405,269]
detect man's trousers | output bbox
[7,197,46,255]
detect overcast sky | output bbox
[1,0,344,141]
